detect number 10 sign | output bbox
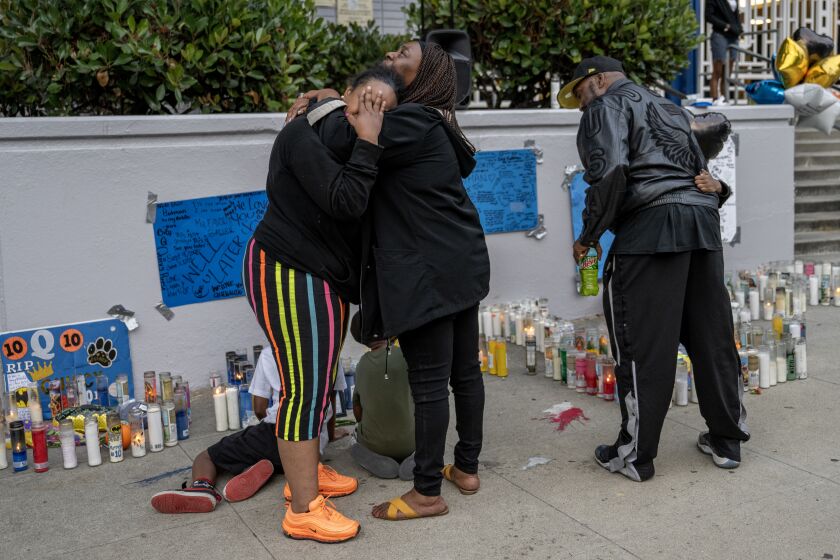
[2,318,133,420]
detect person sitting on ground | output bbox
[347,312,416,480]
[150,349,348,513]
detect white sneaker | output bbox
[712,96,728,106]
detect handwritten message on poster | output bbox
[154,192,267,307]
[464,149,538,234]
[569,171,614,279]
[2,318,132,422]
[707,136,737,243]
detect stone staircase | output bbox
[794,129,840,263]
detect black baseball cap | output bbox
[557,56,625,109]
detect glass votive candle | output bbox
[59,419,78,469]
[129,410,146,458]
[10,420,28,472]
[144,370,157,403]
[31,420,49,472]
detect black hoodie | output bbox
[314,101,490,341]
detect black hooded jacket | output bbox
[314,101,490,341]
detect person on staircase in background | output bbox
[706,0,743,104]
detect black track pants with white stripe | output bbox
[602,249,750,467]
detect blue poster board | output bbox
[1,318,132,421]
[154,192,267,307]
[464,149,538,234]
[569,171,614,279]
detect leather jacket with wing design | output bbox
[575,79,729,247]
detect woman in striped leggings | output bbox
[244,68,401,543]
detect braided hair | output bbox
[400,41,475,155]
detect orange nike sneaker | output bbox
[281,495,360,543]
[283,463,358,501]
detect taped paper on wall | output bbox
[463,149,538,234]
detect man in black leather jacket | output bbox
[559,56,750,482]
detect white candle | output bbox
[763,301,773,321]
[834,287,840,307]
[226,386,240,430]
[482,311,493,338]
[789,322,801,340]
[739,309,751,325]
[794,260,804,274]
[85,417,102,466]
[0,434,7,469]
[515,315,524,346]
[76,375,89,406]
[735,289,746,308]
[776,355,787,384]
[815,263,823,278]
[213,387,228,432]
[749,290,760,321]
[29,401,43,424]
[60,427,78,469]
[768,353,777,386]
[147,404,164,452]
[795,340,807,379]
[492,312,501,339]
[477,309,483,336]
[809,276,819,306]
[758,349,771,389]
[131,430,146,458]
[758,274,768,299]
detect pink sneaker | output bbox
[151,487,220,514]
[223,459,275,502]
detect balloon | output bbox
[799,102,840,135]
[793,27,835,64]
[770,54,782,83]
[776,38,809,88]
[804,54,840,88]
[690,112,731,161]
[784,83,838,116]
[745,80,786,104]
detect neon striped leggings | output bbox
[243,238,348,441]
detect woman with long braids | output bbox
[291,41,490,521]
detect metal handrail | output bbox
[723,28,779,104]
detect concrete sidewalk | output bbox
[3,307,839,560]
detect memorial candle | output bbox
[495,339,508,378]
[147,403,164,452]
[107,411,124,463]
[226,385,240,430]
[31,421,48,472]
[767,340,777,387]
[749,289,760,321]
[674,359,689,406]
[213,385,228,431]
[27,383,43,425]
[85,414,102,466]
[758,345,771,389]
[775,342,787,384]
[809,275,820,306]
[163,401,178,447]
[524,327,537,374]
[144,371,157,403]
[59,419,78,469]
[130,410,146,457]
[75,374,89,406]
[795,338,808,379]
[10,420,27,472]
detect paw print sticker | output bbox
[87,337,117,368]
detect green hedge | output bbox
[408,0,701,108]
[0,0,405,116]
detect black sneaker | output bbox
[697,433,740,469]
[594,444,655,482]
[151,483,221,514]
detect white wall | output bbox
[0,105,794,392]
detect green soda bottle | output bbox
[578,248,599,297]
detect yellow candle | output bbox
[495,340,508,377]
[487,339,498,375]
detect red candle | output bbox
[585,354,598,395]
[32,421,49,473]
[602,357,617,401]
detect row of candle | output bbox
[729,261,840,324]
[225,346,263,387]
[0,398,191,472]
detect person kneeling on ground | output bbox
[151,350,351,513]
[348,312,416,480]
